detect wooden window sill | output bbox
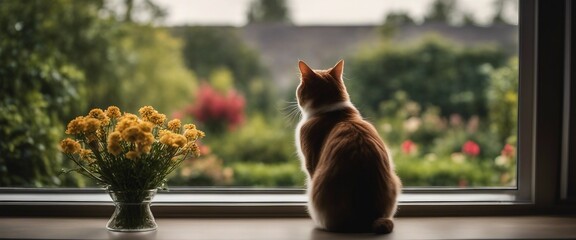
[1,216,575,239]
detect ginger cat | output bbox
[295,60,401,234]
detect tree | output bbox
[121,0,166,23]
[246,0,291,24]
[381,12,416,38]
[462,12,478,26]
[491,0,518,24]
[115,25,198,115]
[174,27,264,90]
[0,0,197,186]
[0,0,103,186]
[424,0,457,24]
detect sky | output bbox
[153,0,518,26]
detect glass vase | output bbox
[106,189,158,232]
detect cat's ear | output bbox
[329,60,344,80]
[298,60,315,79]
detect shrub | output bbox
[231,162,305,187]
[348,34,507,118]
[212,114,295,165]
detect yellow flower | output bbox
[107,132,123,156]
[115,117,138,133]
[167,119,181,132]
[138,106,166,125]
[88,108,107,122]
[138,106,156,120]
[105,106,121,119]
[159,132,187,148]
[184,142,200,156]
[184,128,205,141]
[138,121,154,133]
[108,131,122,143]
[159,132,173,146]
[60,138,81,154]
[61,105,207,189]
[65,116,86,135]
[158,129,170,138]
[148,113,166,125]
[173,134,187,148]
[126,151,140,160]
[79,149,94,163]
[121,126,141,142]
[184,129,198,140]
[136,132,155,154]
[83,118,101,134]
[122,113,139,121]
[138,132,155,145]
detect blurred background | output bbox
[0,0,518,188]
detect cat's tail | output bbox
[372,218,394,234]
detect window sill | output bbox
[0,188,546,217]
[1,216,576,240]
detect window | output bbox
[1,0,574,216]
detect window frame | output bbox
[1,0,575,217]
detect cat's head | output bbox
[296,60,350,112]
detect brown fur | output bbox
[295,60,401,234]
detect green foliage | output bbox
[211,114,295,165]
[0,0,197,187]
[115,25,197,115]
[486,58,518,144]
[231,162,304,187]
[348,35,507,118]
[173,27,265,92]
[173,26,276,114]
[395,154,495,187]
[207,113,303,187]
[0,0,101,187]
[168,154,234,186]
[374,88,514,186]
[0,99,76,187]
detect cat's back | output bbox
[321,115,390,173]
[309,112,398,232]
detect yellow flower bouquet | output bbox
[60,105,205,190]
[60,106,205,231]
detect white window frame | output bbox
[1,0,573,217]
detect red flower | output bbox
[462,140,480,157]
[401,140,416,154]
[184,82,246,130]
[501,144,515,158]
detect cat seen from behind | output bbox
[295,60,401,234]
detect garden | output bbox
[0,0,518,188]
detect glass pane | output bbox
[0,0,518,188]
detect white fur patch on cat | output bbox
[301,101,354,119]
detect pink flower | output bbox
[462,140,480,157]
[401,140,416,154]
[184,82,246,130]
[501,144,515,158]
